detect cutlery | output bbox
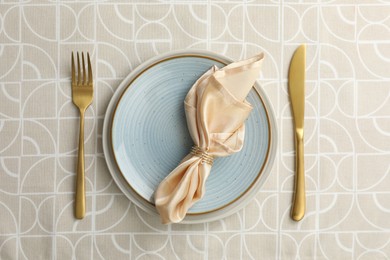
[288,44,306,221]
[71,52,93,219]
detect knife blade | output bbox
[288,44,306,221]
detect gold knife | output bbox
[288,44,306,221]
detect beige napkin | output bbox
[154,53,265,224]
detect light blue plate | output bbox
[111,54,271,215]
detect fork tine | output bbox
[87,52,93,86]
[82,52,86,85]
[77,52,81,85]
[71,52,75,85]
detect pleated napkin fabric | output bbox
[154,53,265,224]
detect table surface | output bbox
[1,1,390,259]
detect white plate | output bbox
[103,50,277,223]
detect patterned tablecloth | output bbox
[1,1,390,259]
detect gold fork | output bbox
[71,52,93,219]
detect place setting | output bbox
[3,2,390,258]
[71,47,307,224]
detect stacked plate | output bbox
[102,50,277,223]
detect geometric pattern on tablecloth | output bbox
[0,1,389,259]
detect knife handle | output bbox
[291,130,305,221]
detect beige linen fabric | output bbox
[155,54,263,224]
[0,1,389,259]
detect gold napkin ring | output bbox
[191,146,214,165]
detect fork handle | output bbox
[75,109,86,219]
[291,132,305,221]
